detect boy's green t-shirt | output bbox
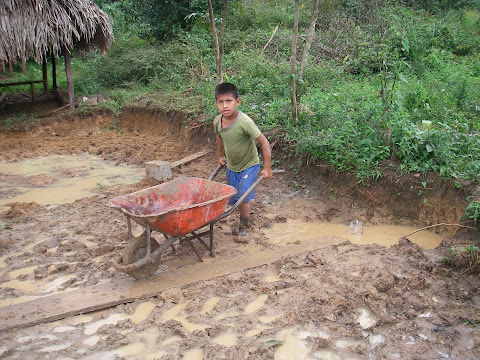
[214,111,261,172]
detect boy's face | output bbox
[215,92,240,120]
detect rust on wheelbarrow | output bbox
[108,166,281,279]
[109,177,237,237]
[108,174,239,279]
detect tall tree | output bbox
[290,0,325,122]
[289,0,300,123]
[207,0,228,84]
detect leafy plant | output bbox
[463,199,480,228]
[441,245,480,274]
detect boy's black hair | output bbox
[215,82,239,99]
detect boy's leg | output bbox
[239,202,250,218]
[239,202,250,237]
[226,165,259,237]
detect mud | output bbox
[0,108,479,359]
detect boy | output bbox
[213,82,273,237]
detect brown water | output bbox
[1,218,441,308]
[0,154,144,209]
[264,219,443,249]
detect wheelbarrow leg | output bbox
[185,231,204,262]
[209,223,214,257]
[126,215,133,243]
[146,224,151,256]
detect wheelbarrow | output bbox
[108,165,270,279]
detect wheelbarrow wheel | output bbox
[113,231,162,279]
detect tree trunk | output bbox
[21,57,26,74]
[52,54,57,95]
[298,0,323,84]
[219,0,227,61]
[64,50,75,110]
[207,0,223,84]
[8,59,13,76]
[42,57,48,92]
[290,0,300,123]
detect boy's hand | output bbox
[260,167,273,179]
[218,156,227,167]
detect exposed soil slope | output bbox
[0,108,479,359]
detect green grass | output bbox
[2,0,479,188]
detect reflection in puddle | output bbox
[357,307,377,329]
[161,301,208,332]
[6,288,389,360]
[38,341,72,352]
[335,339,364,348]
[182,348,204,360]
[84,313,129,335]
[274,327,332,360]
[8,265,39,278]
[83,335,101,346]
[161,334,182,346]
[273,328,310,360]
[245,324,272,338]
[130,301,156,324]
[79,237,97,248]
[137,327,161,348]
[259,314,284,324]
[214,309,240,321]
[53,325,77,333]
[265,274,281,283]
[0,255,8,269]
[265,220,443,249]
[313,349,341,359]
[24,238,47,251]
[200,296,220,314]
[1,279,40,292]
[244,294,268,314]
[0,154,144,208]
[212,332,238,346]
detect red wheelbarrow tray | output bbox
[108,177,237,237]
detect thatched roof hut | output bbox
[0,0,114,109]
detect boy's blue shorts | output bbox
[226,164,260,205]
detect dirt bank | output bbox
[0,109,479,359]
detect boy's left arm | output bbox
[256,133,273,179]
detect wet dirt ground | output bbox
[0,108,479,359]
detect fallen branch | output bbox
[403,223,476,238]
[262,25,279,52]
[75,259,111,287]
[50,103,70,113]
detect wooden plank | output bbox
[0,235,343,332]
[170,150,210,168]
[0,80,43,87]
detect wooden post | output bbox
[8,59,13,76]
[64,49,75,110]
[42,57,48,92]
[51,55,57,95]
[30,82,35,102]
[21,57,26,74]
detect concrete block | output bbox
[145,160,172,181]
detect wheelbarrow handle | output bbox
[213,169,284,222]
[208,164,225,181]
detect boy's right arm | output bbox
[216,134,226,166]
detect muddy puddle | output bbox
[0,154,144,210]
[1,274,390,360]
[263,218,443,249]
[0,217,442,310]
